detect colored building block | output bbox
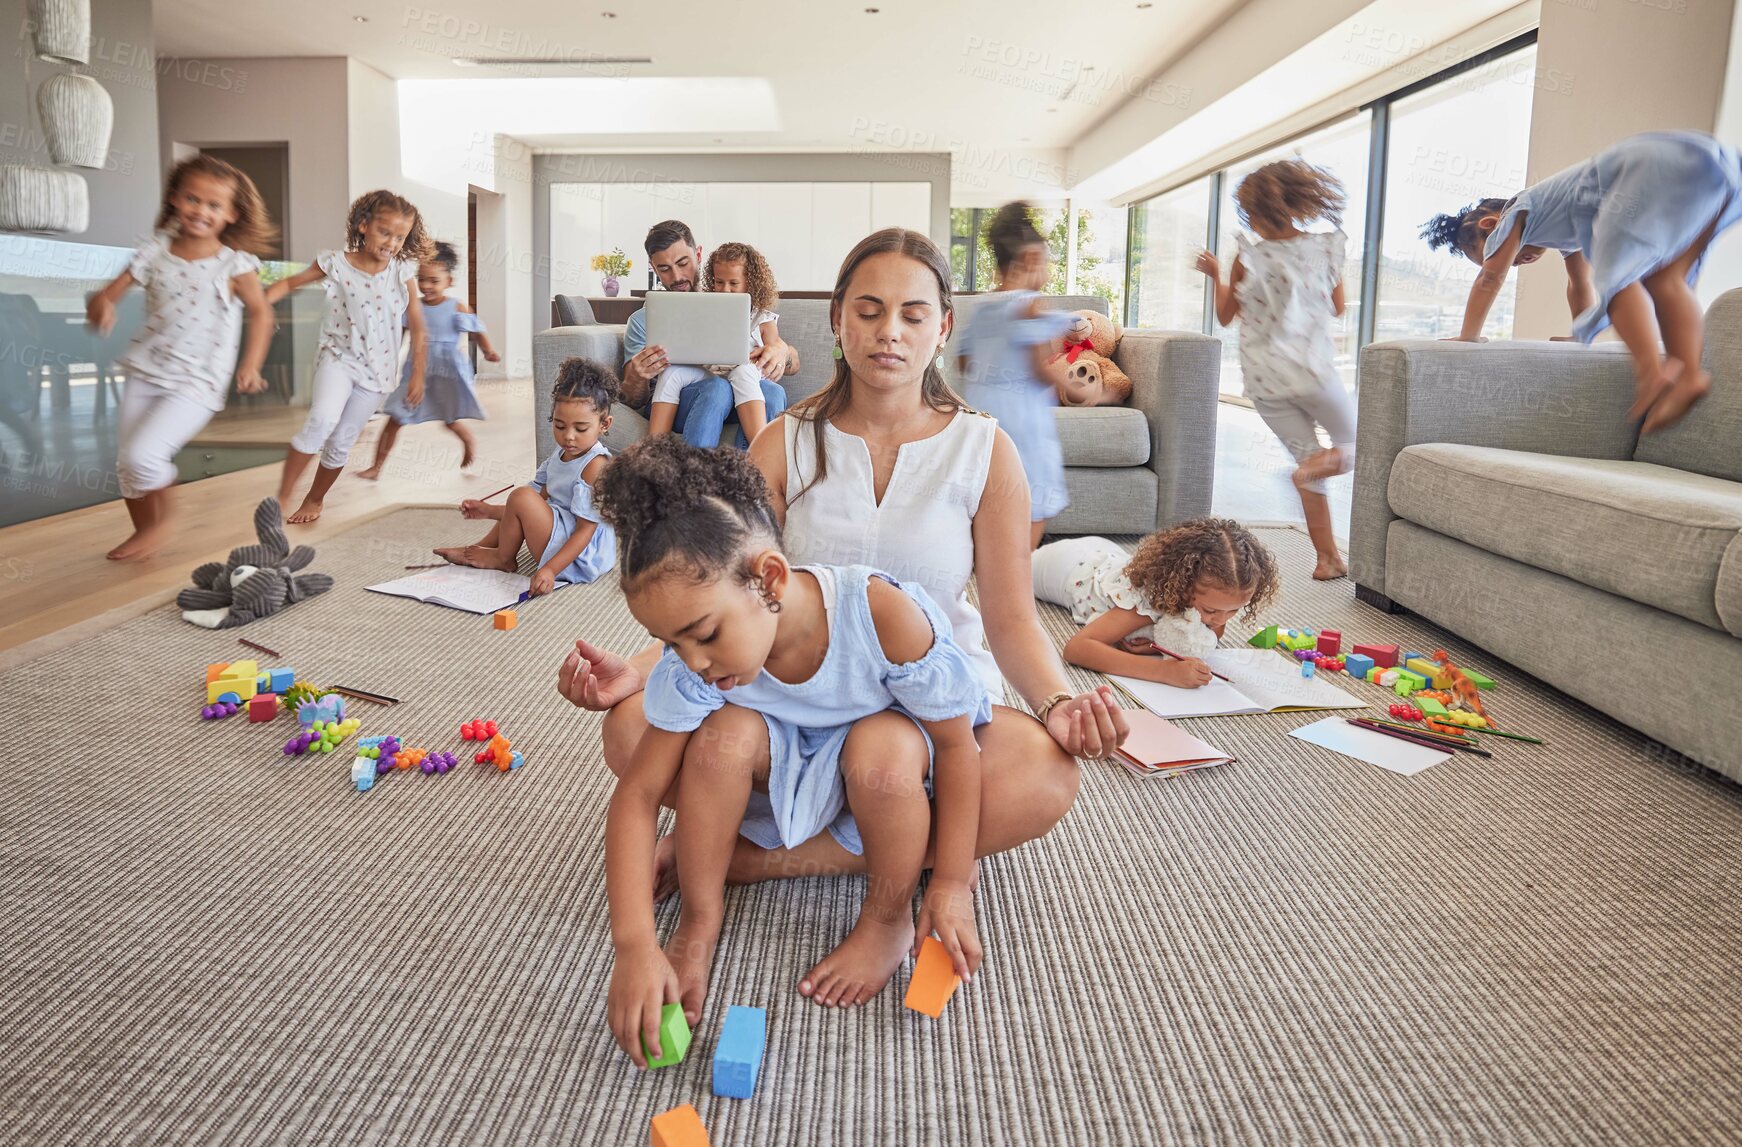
[248,693,279,722]
[1416,697,1449,717]
[207,676,258,705]
[1462,667,1494,690]
[493,609,518,631]
[641,1002,692,1068]
[1401,652,1427,668]
[351,756,376,792]
[1283,628,1317,651]
[224,659,257,681]
[1247,625,1279,649]
[1378,669,1399,687]
[650,1104,711,1147]
[1301,661,1315,678]
[1393,669,1426,696]
[1352,643,1399,668]
[1344,653,1375,680]
[205,663,229,684]
[1316,628,1342,655]
[266,667,295,694]
[713,1005,767,1099]
[904,935,962,1018]
[1366,666,1383,683]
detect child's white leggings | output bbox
[1249,385,1357,494]
[1032,535,1125,609]
[652,362,766,407]
[291,359,388,469]
[115,379,215,499]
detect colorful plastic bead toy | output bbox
[475,733,515,770]
[201,701,241,720]
[420,750,459,775]
[283,730,320,756]
[1389,702,1424,722]
[460,719,500,741]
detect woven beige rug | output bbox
[2,510,1738,1145]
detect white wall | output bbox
[1514,0,1738,337]
[346,60,402,202]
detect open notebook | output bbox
[365,567,531,615]
[1113,710,1237,780]
[1110,647,1367,720]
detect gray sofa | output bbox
[1352,289,1742,783]
[532,294,1220,534]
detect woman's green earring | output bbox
[831,340,843,361]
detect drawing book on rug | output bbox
[365,567,531,615]
[1113,710,1237,779]
[1110,647,1367,720]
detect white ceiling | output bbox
[152,0,1246,197]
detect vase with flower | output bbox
[590,248,632,298]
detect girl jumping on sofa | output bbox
[435,357,616,595]
[267,190,433,524]
[645,241,789,448]
[1033,518,1280,688]
[1197,159,1354,580]
[1423,130,1742,433]
[597,435,989,1055]
[361,240,498,478]
[954,202,1072,548]
[86,155,278,561]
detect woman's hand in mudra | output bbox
[1044,684,1128,759]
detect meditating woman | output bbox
[559,228,1124,963]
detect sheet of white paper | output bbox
[1288,716,1450,775]
[1205,648,1367,712]
[365,567,532,615]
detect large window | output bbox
[1376,46,1538,342]
[1121,34,1538,395]
[949,203,1125,315]
[1128,177,1213,333]
[1215,113,1370,396]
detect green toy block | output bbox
[1248,625,1279,649]
[1393,670,1426,696]
[1366,666,1384,683]
[1462,667,1494,690]
[1284,629,1317,651]
[642,1002,692,1069]
[1416,697,1448,717]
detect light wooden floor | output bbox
[0,379,537,657]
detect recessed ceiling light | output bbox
[1137,2,1152,7]
[1019,137,1031,142]
[865,6,879,12]
[602,10,616,16]
[354,14,369,22]
[1046,107,1058,113]
[452,55,652,67]
[712,137,723,143]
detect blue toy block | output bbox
[351,756,376,792]
[1301,661,1315,678]
[267,667,295,694]
[217,691,241,705]
[1344,653,1375,680]
[508,750,524,770]
[1402,651,1428,667]
[713,1005,767,1099]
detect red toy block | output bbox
[1316,629,1342,655]
[1353,643,1399,669]
[248,693,279,722]
[903,935,962,1018]
[650,1104,710,1147]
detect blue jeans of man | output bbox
[667,374,788,449]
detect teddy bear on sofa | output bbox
[1043,309,1134,407]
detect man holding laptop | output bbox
[620,220,797,447]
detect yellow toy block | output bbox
[207,675,259,704]
[225,659,258,681]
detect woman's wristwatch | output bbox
[1033,691,1074,725]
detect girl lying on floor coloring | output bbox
[434,357,616,595]
[597,436,990,1064]
[1033,518,1280,688]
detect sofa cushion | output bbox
[1054,406,1150,467]
[1718,536,1742,639]
[1631,288,1742,483]
[1387,443,1742,633]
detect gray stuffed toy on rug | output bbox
[178,498,334,628]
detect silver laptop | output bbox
[642,292,751,365]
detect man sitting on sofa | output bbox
[619,219,798,447]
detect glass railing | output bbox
[0,234,321,528]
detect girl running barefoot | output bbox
[599,436,990,1057]
[266,190,433,524]
[87,155,276,561]
[1198,159,1355,579]
[434,357,616,595]
[1033,518,1280,687]
[360,241,497,479]
[1423,130,1742,433]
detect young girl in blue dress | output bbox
[954,201,1071,549]
[433,357,615,595]
[596,436,990,1061]
[1424,130,1742,432]
[362,241,498,478]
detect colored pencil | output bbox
[405,562,447,570]
[479,484,515,502]
[1146,641,1231,682]
[331,684,399,706]
[1463,725,1546,745]
[1350,718,1492,758]
[1362,716,1478,747]
[237,638,279,658]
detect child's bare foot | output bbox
[798,910,915,1009]
[109,518,173,562]
[287,499,323,525]
[1313,554,1348,580]
[1626,357,1678,424]
[664,915,718,1026]
[652,835,679,904]
[1641,361,1710,433]
[356,465,382,480]
[433,546,470,565]
[463,544,517,572]
[457,434,476,469]
[106,531,144,561]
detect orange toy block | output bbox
[650,1104,710,1147]
[206,663,229,684]
[903,935,962,1018]
[493,610,517,631]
